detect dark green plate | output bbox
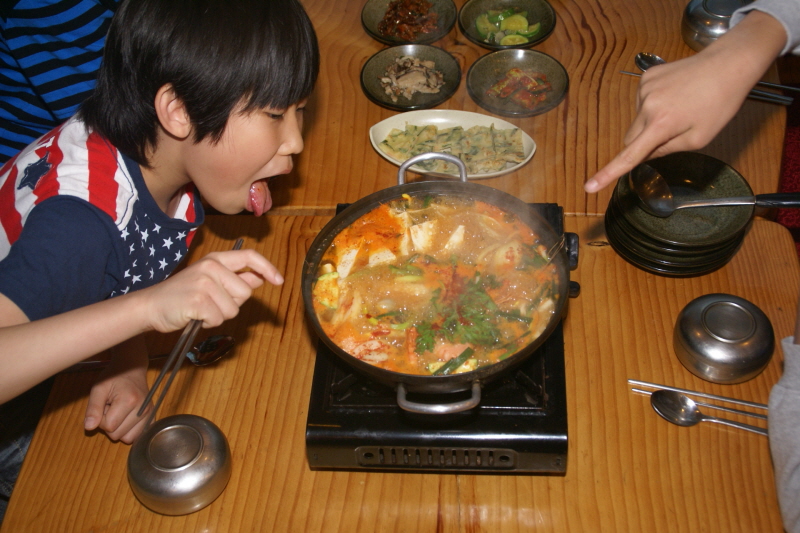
[466,49,568,117]
[614,152,753,248]
[458,0,556,50]
[361,44,461,111]
[605,212,743,268]
[606,192,746,257]
[605,211,741,277]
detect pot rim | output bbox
[302,168,569,389]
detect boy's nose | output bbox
[281,112,304,155]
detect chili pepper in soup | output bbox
[311,195,559,376]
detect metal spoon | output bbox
[64,334,236,372]
[650,389,767,436]
[629,163,800,217]
[635,52,795,105]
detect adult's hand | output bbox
[584,10,787,193]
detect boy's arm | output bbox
[0,249,283,405]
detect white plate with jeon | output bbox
[369,109,536,179]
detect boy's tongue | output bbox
[248,180,272,216]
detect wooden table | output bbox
[4,0,797,530]
[3,213,798,532]
[271,0,788,217]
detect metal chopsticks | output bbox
[756,79,800,93]
[631,387,768,420]
[628,378,768,410]
[137,238,245,422]
[619,71,794,106]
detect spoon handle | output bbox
[675,197,755,209]
[704,416,768,436]
[754,193,800,209]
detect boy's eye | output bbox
[267,112,284,120]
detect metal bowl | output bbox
[681,0,749,51]
[673,294,775,384]
[128,414,231,515]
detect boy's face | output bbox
[182,101,306,216]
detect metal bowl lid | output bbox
[128,414,232,515]
[673,293,774,383]
[681,0,749,51]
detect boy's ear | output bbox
[154,84,192,139]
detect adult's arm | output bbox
[584,9,788,193]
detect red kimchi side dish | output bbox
[311,194,560,376]
[377,0,439,41]
[486,67,552,111]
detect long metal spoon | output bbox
[631,388,768,420]
[635,52,795,105]
[630,163,800,217]
[650,389,767,436]
[64,334,235,372]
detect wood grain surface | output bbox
[2,0,794,530]
[270,0,788,217]
[3,213,797,533]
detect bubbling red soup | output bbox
[311,194,560,376]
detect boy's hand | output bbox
[141,249,284,333]
[84,337,151,443]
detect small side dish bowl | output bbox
[673,294,775,384]
[458,0,556,50]
[128,414,232,516]
[466,49,568,117]
[361,44,461,111]
[362,0,457,45]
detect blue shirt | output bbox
[0,0,117,162]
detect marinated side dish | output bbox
[311,195,560,376]
[379,123,524,174]
[378,0,439,41]
[380,56,444,103]
[475,8,541,45]
[486,68,552,111]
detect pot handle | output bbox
[396,382,481,414]
[398,153,468,185]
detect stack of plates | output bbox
[604,153,754,277]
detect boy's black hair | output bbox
[79,0,320,166]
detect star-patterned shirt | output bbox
[0,116,203,321]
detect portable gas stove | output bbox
[306,203,578,474]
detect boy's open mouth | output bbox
[248,179,272,216]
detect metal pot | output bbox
[302,153,575,414]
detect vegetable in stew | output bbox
[311,194,560,376]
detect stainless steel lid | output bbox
[128,414,232,515]
[681,0,749,51]
[673,293,774,384]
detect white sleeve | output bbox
[730,0,800,55]
[769,336,800,533]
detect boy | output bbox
[0,0,319,516]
